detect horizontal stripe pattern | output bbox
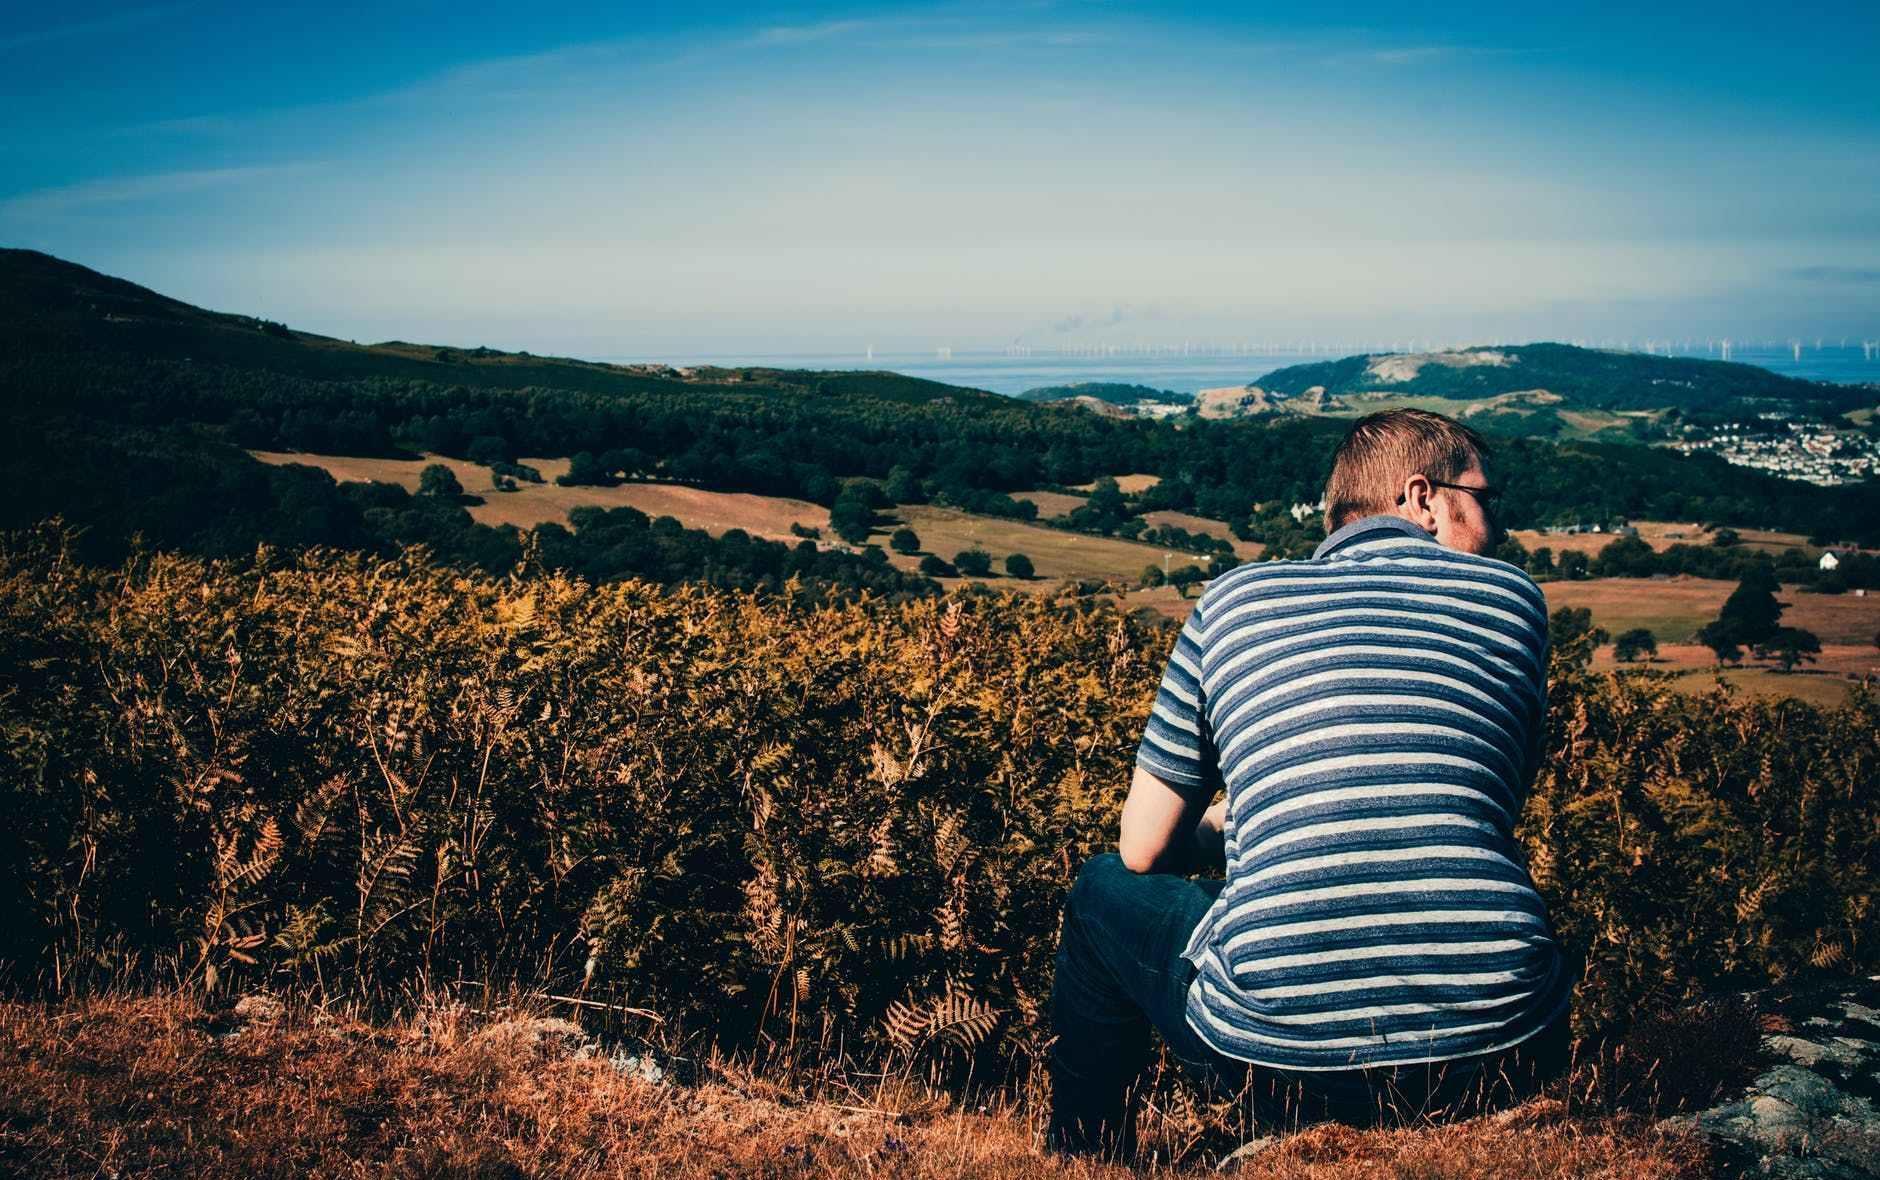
[1135,513,1568,1071]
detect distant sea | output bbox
[601,345,1880,397]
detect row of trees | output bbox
[1498,530,1874,593]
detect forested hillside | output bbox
[6,249,1878,591]
[1255,342,1870,416]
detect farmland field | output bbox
[1507,520,1819,559]
[873,504,1181,584]
[251,451,831,542]
[1540,576,1877,644]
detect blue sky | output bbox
[3,1,1877,357]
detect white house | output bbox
[1818,550,1841,571]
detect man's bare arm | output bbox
[1117,764,1228,876]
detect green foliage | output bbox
[829,494,876,546]
[418,463,463,499]
[889,527,921,555]
[918,554,956,578]
[1003,553,1034,580]
[953,548,993,578]
[1613,628,1658,663]
[1696,621,1743,665]
[1549,607,1609,659]
[1168,564,1205,598]
[1139,564,1165,589]
[1753,627,1821,673]
[1558,550,1590,580]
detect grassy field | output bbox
[1540,577,1877,645]
[873,504,1180,585]
[1011,490,1088,517]
[254,451,1219,591]
[251,451,831,542]
[1507,521,1818,559]
[1071,473,1160,493]
[0,995,1711,1180]
[1592,644,1878,708]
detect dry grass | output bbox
[1071,474,1161,494]
[0,993,1713,1179]
[1136,512,1266,560]
[877,505,1176,585]
[1014,490,1091,517]
[249,451,830,543]
[1541,577,1880,645]
[1506,521,1819,559]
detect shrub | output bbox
[917,553,955,578]
[418,463,463,499]
[1613,628,1657,662]
[1003,553,1034,580]
[0,524,1874,1086]
[889,528,920,554]
[953,548,993,578]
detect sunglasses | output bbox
[1396,480,1504,511]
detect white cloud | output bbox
[0,164,313,219]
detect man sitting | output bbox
[1044,408,1573,1163]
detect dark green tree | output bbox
[1140,564,1166,588]
[918,553,956,577]
[1593,535,1658,578]
[418,463,463,499]
[1696,620,1743,665]
[1527,546,1555,576]
[1754,627,1820,673]
[1715,567,1785,649]
[1169,563,1205,598]
[829,495,875,545]
[954,548,993,577]
[889,527,921,554]
[1558,550,1590,580]
[1613,628,1658,662]
[1004,552,1034,579]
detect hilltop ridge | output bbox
[1248,343,1864,416]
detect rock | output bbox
[231,993,286,1023]
[470,1016,594,1060]
[1662,975,1880,1180]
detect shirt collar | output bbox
[1312,513,1439,560]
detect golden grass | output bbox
[1014,490,1091,517]
[1507,521,1817,559]
[1072,474,1161,494]
[0,994,1713,1179]
[877,505,1177,585]
[250,451,830,543]
[1542,577,1880,645]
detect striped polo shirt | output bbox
[1136,512,1570,1071]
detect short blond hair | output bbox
[1323,409,1489,532]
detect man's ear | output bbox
[1400,473,1439,531]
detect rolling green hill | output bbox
[1015,381,1191,406]
[1252,342,1866,416]
[4,249,1878,581]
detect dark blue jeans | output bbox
[1044,852,1571,1163]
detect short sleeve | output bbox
[1134,595,1223,805]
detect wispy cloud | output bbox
[0,164,312,218]
[1787,265,1880,284]
[0,3,198,54]
[746,19,876,47]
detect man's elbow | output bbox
[1115,838,1162,874]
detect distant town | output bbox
[1670,413,1879,487]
